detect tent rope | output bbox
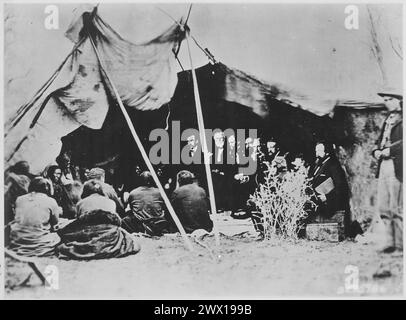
[185,4,193,25]
[185,31,220,247]
[87,32,194,252]
[174,53,185,71]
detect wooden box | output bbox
[306,222,340,242]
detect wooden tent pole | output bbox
[88,36,194,252]
[185,32,220,247]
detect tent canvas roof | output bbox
[5,6,184,173]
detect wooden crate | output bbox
[306,222,340,242]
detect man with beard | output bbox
[308,141,352,238]
[211,131,228,212]
[265,138,280,164]
[226,134,244,214]
[186,134,206,190]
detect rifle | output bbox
[376,139,403,152]
[373,139,403,178]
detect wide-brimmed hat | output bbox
[377,92,403,100]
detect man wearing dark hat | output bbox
[372,92,403,253]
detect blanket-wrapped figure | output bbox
[57,209,140,260]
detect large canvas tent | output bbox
[4,4,402,177]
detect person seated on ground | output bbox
[56,152,80,185]
[45,165,64,205]
[76,180,117,218]
[4,161,33,227]
[61,181,83,219]
[121,171,170,236]
[45,165,82,219]
[169,170,213,234]
[87,167,125,217]
[8,177,62,257]
[57,209,140,260]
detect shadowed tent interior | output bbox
[62,62,344,190]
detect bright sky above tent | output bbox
[4,2,403,118]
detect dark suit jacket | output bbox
[309,155,351,219]
[128,186,165,219]
[375,112,402,182]
[390,119,403,182]
[170,183,213,233]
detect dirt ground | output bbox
[4,217,403,299]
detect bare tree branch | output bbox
[366,5,388,85]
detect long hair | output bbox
[46,165,61,180]
[176,170,195,188]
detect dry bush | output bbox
[250,162,314,240]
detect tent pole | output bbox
[88,35,194,252]
[185,32,220,247]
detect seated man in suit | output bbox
[308,141,353,237]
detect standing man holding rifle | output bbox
[372,92,403,253]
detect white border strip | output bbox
[0,0,5,301]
